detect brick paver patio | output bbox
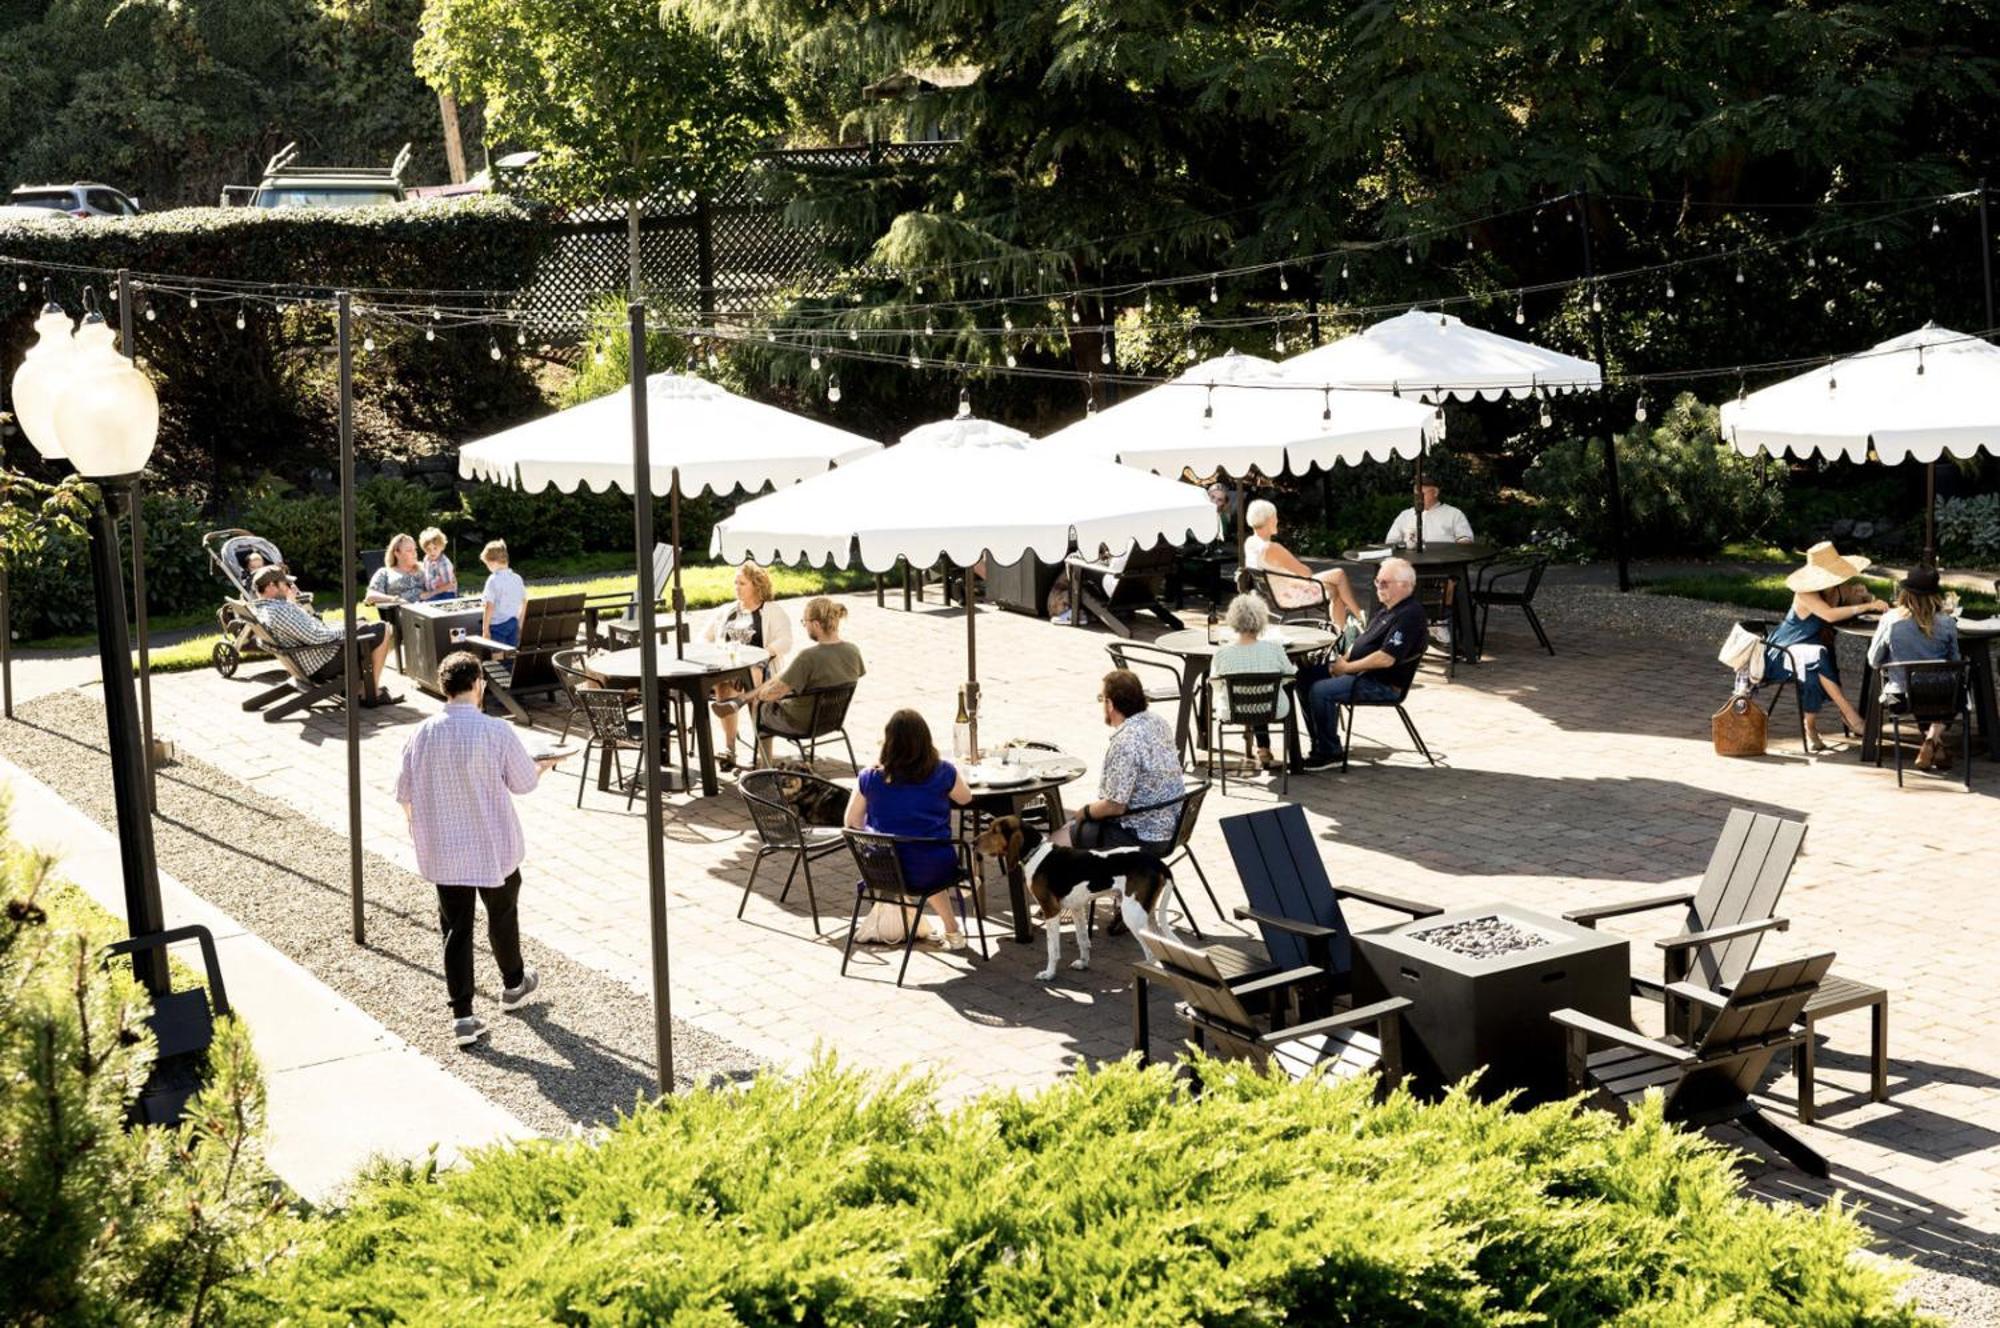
[150,586,1999,1268]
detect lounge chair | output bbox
[1552,951,1837,1176]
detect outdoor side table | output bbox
[960,753,1086,944]
[585,642,768,798]
[1838,615,2000,763]
[1351,903,1629,1105]
[1151,624,1337,773]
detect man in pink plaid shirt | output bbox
[396,651,569,1047]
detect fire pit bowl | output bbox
[1352,903,1629,1104]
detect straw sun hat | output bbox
[1785,540,1872,593]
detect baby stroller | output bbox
[204,529,314,678]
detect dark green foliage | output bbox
[0,0,456,212]
[0,197,550,493]
[0,483,214,639]
[241,1057,1929,1325]
[0,831,284,1327]
[1525,394,1785,557]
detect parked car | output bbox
[221,142,410,208]
[9,182,142,218]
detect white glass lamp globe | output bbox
[54,318,158,479]
[10,301,79,461]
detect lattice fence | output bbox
[521,142,955,335]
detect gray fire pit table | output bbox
[1351,903,1629,1104]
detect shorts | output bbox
[307,621,387,682]
[487,617,521,649]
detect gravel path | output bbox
[0,689,760,1135]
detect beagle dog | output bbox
[974,814,1175,980]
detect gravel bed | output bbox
[0,689,761,1135]
[1901,1265,2000,1325]
[1535,583,1771,651]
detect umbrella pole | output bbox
[965,573,979,759]
[628,301,674,1097]
[1926,462,1938,566]
[1413,440,1427,552]
[670,472,684,659]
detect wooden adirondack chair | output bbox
[1220,804,1440,1008]
[466,592,586,723]
[1565,808,1803,1014]
[1552,951,1836,1176]
[1065,540,1185,638]
[1132,928,1410,1092]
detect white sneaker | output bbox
[453,1015,489,1047]
[501,968,541,1011]
[939,930,967,952]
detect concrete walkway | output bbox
[0,751,531,1205]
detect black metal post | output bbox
[670,473,685,660]
[117,270,155,808]
[1576,187,1631,592]
[1412,438,1427,552]
[630,301,674,1095]
[1,560,11,720]
[1981,177,1995,331]
[88,477,168,993]
[965,580,979,759]
[336,294,365,945]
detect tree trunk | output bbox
[627,200,643,301]
[438,93,468,185]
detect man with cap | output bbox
[249,565,399,705]
[1299,556,1429,771]
[1386,481,1474,548]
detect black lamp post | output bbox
[10,290,167,992]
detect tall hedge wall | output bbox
[0,198,552,494]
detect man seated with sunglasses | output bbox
[1298,557,1427,772]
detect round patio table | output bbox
[958,749,1087,944]
[1833,615,2000,764]
[1342,542,1495,664]
[1151,624,1339,772]
[584,642,769,797]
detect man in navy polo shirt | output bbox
[1301,556,1427,771]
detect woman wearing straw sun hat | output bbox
[1763,541,1888,751]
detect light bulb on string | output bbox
[1070,303,1082,324]
[1142,292,1152,314]
[1465,235,1475,252]
[924,316,935,336]
[909,347,921,369]
[489,337,503,362]
[1208,278,1218,304]
[1917,345,1927,376]
[188,294,198,309]
[809,348,821,371]
[915,281,924,295]
[235,310,246,330]
[425,325,435,342]
[1278,266,1289,292]
[1099,340,1111,366]
[826,373,841,404]
[1931,216,1942,237]
[15,274,25,293]
[979,272,990,288]
[1735,265,1745,284]
[1590,287,1602,313]
[363,333,375,352]
[517,328,527,347]
[847,327,859,342]
[1003,312,1014,331]
[1538,399,1552,429]
[706,346,720,370]
[1202,384,1214,426]
[1274,329,1286,353]
[956,384,972,419]
[143,301,156,322]
[1005,344,1017,368]
[1665,277,1675,299]
[1806,250,1817,269]
[1404,245,1413,265]
[1514,300,1525,325]
[1086,374,1098,414]
[1634,396,1648,422]
[1340,261,1349,280]
[429,306,439,322]
[1320,387,1332,430]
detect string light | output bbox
[1278,265,1289,292]
[1086,373,1098,414]
[1274,329,1286,353]
[1003,311,1014,331]
[188,294,198,309]
[1208,278,1218,304]
[1320,386,1332,429]
[517,327,527,346]
[1142,292,1152,314]
[1465,235,1475,252]
[1917,345,1927,376]
[1590,286,1603,313]
[1340,261,1349,280]
[363,333,375,352]
[956,384,971,419]
[489,337,503,362]
[1203,384,1215,423]
[1634,396,1648,422]
[1004,344,1017,368]
[143,301,156,322]
[424,325,435,342]
[706,346,720,369]
[1665,277,1675,299]
[1514,300,1525,325]
[809,348,821,371]
[908,347,921,369]
[1069,303,1081,324]
[235,311,246,331]
[1099,340,1111,366]
[1404,245,1413,265]
[1931,216,1942,237]
[1735,265,1744,284]
[826,372,841,404]
[1538,399,1552,428]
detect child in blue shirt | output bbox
[479,540,526,649]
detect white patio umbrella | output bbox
[1276,310,1603,548]
[1041,349,1439,477]
[1720,326,2000,561]
[457,371,881,652]
[712,415,1220,749]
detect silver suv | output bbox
[221,142,410,209]
[10,182,142,218]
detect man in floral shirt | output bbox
[1054,668,1184,855]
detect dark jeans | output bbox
[436,870,525,1018]
[1074,818,1171,857]
[1303,670,1404,756]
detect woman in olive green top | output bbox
[741,597,864,762]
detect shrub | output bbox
[1936,493,2000,565]
[1,484,213,640]
[0,197,551,492]
[241,1057,1927,1326]
[1525,393,1783,557]
[235,478,351,590]
[0,816,284,1326]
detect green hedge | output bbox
[236,1058,1928,1326]
[0,198,551,494]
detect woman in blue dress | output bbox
[845,709,974,948]
[1765,542,1887,750]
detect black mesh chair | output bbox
[752,681,861,770]
[1413,575,1457,682]
[1879,658,1973,789]
[574,688,648,810]
[551,647,590,743]
[841,830,989,986]
[1090,779,1219,937]
[1104,641,1196,768]
[738,769,849,933]
[1246,566,1334,626]
[1209,672,1287,796]
[1472,552,1554,656]
[1336,675,1437,772]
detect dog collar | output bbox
[1021,840,1056,881]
